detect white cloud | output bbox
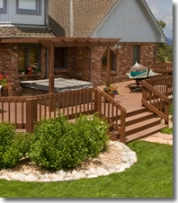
[146,0,173,38]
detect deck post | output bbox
[120,110,126,143]
[94,89,102,117]
[106,45,111,85]
[49,41,55,111]
[26,97,37,133]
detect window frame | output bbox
[0,0,7,14]
[54,48,68,71]
[18,44,41,73]
[133,45,141,64]
[101,50,116,72]
[16,0,41,15]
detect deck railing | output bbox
[151,62,173,75]
[94,87,126,143]
[0,87,127,143]
[141,75,173,125]
[0,88,95,133]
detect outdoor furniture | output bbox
[126,69,161,92]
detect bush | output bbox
[169,104,173,116]
[74,113,109,157]
[0,122,32,168]
[0,123,30,168]
[28,113,109,171]
[13,132,34,157]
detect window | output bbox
[54,48,67,70]
[17,0,41,15]
[101,50,116,72]
[18,45,40,74]
[0,0,7,14]
[133,45,140,64]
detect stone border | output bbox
[0,141,137,182]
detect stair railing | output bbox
[141,75,173,125]
[94,87,126,143]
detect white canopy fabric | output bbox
[129,62,149,72]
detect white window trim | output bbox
[0,0,7,14]
[16,0,41,15]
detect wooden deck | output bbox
[98,79,143,111]
[1,78,172,143]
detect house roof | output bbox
[49,0,118,37]
[0,25,55,38]
[49,0,166,43]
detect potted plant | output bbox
[0,73,10,96]
[19,69,26,75]
[103,83,119,98]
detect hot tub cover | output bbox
[20,78,93,92]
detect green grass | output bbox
[160,126,173,134]
[0,141,173,198]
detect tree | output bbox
[156,20,172,62]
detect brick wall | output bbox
[0,42,157,95]
[0,44,46,95]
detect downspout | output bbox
[70,0,74,37]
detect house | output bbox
[0,0,166,96]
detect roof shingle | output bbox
[0,26,55,38]
[49,0,118,37]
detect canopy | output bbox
[129,62,148,72]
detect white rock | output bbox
[24,174,38,182]
[11,173,26,181]
[52,177,64,181]
[23,169,33,175]
[0,175,10,181]
[56,170,66,176]
[87,174,98,179]
[96,167,110,176]
[38,178,52,182]
[72,172,86,180]
[90,167,97,174]
[64,177,73,181]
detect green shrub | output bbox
[73,113,109,157]
[0,122,32,168]
[13,132,34,157]
[28,113,109,171]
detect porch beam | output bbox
[49,41,54,93]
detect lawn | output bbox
[0,140,173,198]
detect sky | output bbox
[146,0,173,39]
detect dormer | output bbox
[0,0,48,26]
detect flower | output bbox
[0,73,10,88]
[103,83,119,95]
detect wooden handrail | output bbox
[95,87,126,143]
[141,75,173,125]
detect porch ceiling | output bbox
[0,37,121,47]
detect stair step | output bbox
[125,107,148,117]
[125,124,167,143]
[125,117,161,136]
[118,111,155,126]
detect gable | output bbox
[49,0,118,37]
[91,0,166,42]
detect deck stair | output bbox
[109,107,167,143]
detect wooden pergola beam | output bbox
[0,37,121,47]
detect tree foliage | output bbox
[156,20,173,62]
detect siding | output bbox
[91,0,162,42]
[0,0,46,25]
